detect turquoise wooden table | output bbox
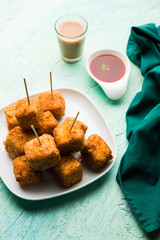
[1,0,160,239]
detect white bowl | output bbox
[86,49,130,100]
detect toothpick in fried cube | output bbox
[38,90,65,119]
[53,116,88,154]
[15,98,43,130]
[24,134,61,171]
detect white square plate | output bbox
[0,88,117,200]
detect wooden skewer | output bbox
[50,72,53,99]
[31,125,41,145]
[69,111,80,132]
[24,78,30,105]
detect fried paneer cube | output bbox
[24,134,61,171]
[81,134,113,168]
[37,111,59,135]
[3,126,35,159]
[4,104,19,130]
[38,90,65,119]
[13,155,42,186]
[53,117,88,154]
[54,155,83,187]
[15,99,43,129]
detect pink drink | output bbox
[55,15,88,63]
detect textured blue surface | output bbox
[0,0,160,239]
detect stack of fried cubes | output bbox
[4,90,113,188]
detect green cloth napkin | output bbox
[117,23,160,233]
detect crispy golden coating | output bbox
[53,117,88,154]
[13,155,42,186]
[3,126,35,159]
[38,90,65,119]
[15,99,43,129]
[37,111,59,135]
[81,134,113,168]
[4,104,19,131]
[25,134,61,171]
[54,155,83,187]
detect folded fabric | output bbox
[117,23,160,233]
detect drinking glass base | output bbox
[62,56,81,63]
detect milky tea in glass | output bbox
[55,15,88,63]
